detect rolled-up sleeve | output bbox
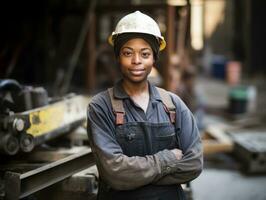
[87,94,181,190]
[154,95,203,185]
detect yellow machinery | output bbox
[0,79,89,155]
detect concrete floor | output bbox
[191,154,266,200]
[191,77,266,200]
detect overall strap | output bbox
[156,87,176,124]
[108,88,125,125]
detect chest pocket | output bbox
[115,124,146,157]
[153,124,180,152]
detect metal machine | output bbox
[0,79,97,200]
[0,79,88,155]
[230,129,266,173]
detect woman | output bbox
[87,11,203,200]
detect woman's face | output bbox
[118,38,154,84]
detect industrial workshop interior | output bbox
[0,0,266,199]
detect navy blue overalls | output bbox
[97,87,185,200]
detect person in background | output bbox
[87,11,203,200]
[178,67,206,130]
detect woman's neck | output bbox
[122,80,149,97]
[122,80,150,113]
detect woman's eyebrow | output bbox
[121,47,152,51]
[141,47,152,51]
[121,47,133,51]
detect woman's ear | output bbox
[153,57,158,67]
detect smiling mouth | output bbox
[129,69,145,76]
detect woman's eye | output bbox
[122,51,132,57]
[141,52,151,58]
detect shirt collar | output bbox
[113,79,162,103]
[113,80,129,99]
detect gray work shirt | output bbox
[87,80,203,190]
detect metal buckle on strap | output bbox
[169,110,176,124]
[162,104,176,124]
[115,112,125,125]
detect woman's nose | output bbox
[132,53,141,64]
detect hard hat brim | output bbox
[159,38,166,51]
[108,34,166,51]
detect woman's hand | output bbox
[170,149,183,160]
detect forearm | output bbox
[94,145,180,190]
[153,141,203,185]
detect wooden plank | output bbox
[86,13,96,92]
[202,124,233,155]
[164,5,176,90]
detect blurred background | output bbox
[0,0,266,200]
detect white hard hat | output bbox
[108,11,166,51]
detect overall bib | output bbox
[97,88,185,200]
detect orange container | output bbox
[226,61,241,86]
